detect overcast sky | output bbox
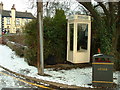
[0,0,84,16]
[0,0,36,15]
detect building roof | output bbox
[2,10,11,17]
[2,10,34,19]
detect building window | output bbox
[6,26,10,34]
[7,17,10,25]
[27,19,29,23]
[25,19,29,24]
[16,19,20,25]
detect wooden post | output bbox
[37,0,44,75]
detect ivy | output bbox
[93,17,115,55]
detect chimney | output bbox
[0,2,3,10]
[11,4,16,17]
[11,4,16,10]
[10,4,16,33]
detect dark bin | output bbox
[92,54,114,87]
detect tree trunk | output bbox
[113,1,120,60]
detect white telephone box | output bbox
[67,15,91,63]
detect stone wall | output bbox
[6,41,28,57]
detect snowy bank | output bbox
[0,45,119,88]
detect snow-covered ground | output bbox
[0,68,37,89]
[0,45,119,88]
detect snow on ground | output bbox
[0,68,37,89]
[0,45,119,88]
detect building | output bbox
[0,2,34,34]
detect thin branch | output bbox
[98,2,109,16]
[94,4,100,8]
[76,1,100,19]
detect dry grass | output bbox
[3,34,25,46]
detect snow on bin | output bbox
[92,54,114,87]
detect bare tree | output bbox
[76,1,120,60]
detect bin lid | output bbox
[93,54,114,58]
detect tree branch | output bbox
[98,2,109,16]
[76,1,100,19]
[94,4,99,8]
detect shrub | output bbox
[24,9,67,66]
[23,19,38,66]
[44,9,67,63]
